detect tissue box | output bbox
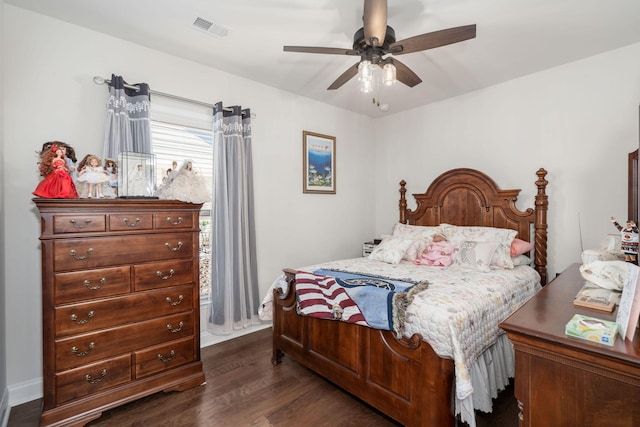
[565,314,618,346]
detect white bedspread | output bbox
[260,258,541,425]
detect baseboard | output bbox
[201,323,271,348]
[1,386,9,427]
[8,377,42,407]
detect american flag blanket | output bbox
[295,269,429,335]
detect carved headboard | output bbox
[399,168,549,284]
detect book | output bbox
[565,314,618,346]
[573,281,620,313]
[616,263,640,341]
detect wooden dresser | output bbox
[34,199,206,427]
[500,263,640,427]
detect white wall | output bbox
[3,5,376,404]
[373,43,640,279]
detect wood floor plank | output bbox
[8,328,517,426]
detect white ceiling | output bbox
[6,0,640,118]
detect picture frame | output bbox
[303,131,336,194]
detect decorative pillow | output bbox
[439,224,517,269]
[455,241,499,273]
[392,223,439,240]
[404,238,429,261]
[510,238,533,257]
[512,255,532,266]
[368,236,415,265]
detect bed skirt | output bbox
[457,333,514,427]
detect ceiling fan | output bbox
[283,0,476,90]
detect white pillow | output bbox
[382,233,429,261]
[368,236,414,265]
[392,223,439,240]
[512,254,532,266]
[455,241,499,272]
[439,224,517,269]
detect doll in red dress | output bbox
[33,144,79,198]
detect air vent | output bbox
[192,17,230,38]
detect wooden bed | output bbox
[271,167,549,427]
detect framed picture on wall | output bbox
[302,131,336,194]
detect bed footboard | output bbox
[272,269,456,427]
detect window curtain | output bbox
[208,102,260,334]
[102,74,152,160]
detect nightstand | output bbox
[362,241,379,257]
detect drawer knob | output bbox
[165,295,184,306]
[157,350,176,363]
[70,311,95,325]
[85,369,107,384]
[166,217,183,226]
[156,269,175,280]
[166,321,184,333]
[71,342,95,357]
[165,242,183,252]
[69,218,92,229]
[83,277,106,290]
[123,217,141,227]
[69,248,93,260]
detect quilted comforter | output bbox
[266,257,541,401]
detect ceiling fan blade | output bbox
[389,24,476,55]
[284,46,360,56]
[363,0,387,47]
[389,58,422,87]
[328,63,360,90]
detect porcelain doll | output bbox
[77,155,109,198]
[157,159,211,203]
[611,216,639,263]
[103,158,119,197]
[33,144,79,199]
[413,233,456,267]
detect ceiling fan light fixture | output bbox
[361,78,374,93]
[358,60,374,82]
[382,63,396,86]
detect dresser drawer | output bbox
[54,266,131,304]
[53,214,106,234]
[53,233,194,271]
[55,354,131,405]
[109,213,153,231]
[133,259,194,291]
[154,212,195,230]
[55,285,194,337]
[134,337,195,379]
[56,311,194,371]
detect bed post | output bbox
[534,168,549,284]
[399,180,407,224]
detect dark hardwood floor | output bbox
[8,328,518,426]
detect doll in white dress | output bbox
[157,159,211,204]
[77,155,109,198]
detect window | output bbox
[150,98,214,298]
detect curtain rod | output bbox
[92,75,253,117]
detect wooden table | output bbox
[500,263,640,427]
